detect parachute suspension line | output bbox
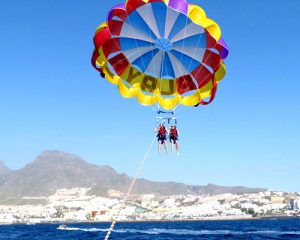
[172,104,181,115]
[150,104,158,113]
[103,136,156,240]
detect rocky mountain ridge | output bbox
[0,151,266,204]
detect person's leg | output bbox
[170,139,174,153]
[176,140,179,153]
[158,140,161,155]
[164,139,168,153]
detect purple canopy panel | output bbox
[168,0,188,15]
[218,37,229,60]
[107,3,126,22]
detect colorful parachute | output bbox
[92,0,229,110]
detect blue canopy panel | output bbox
[119,1,207,79]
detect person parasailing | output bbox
[155,123,168,155]
[169,124,180,155]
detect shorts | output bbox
[157,134,166,144]
[170,136,178,144]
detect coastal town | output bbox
[0,188,299,224]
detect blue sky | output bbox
[0,0,300,192]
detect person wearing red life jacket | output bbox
[154,123,168,155]
[169,125,179,155]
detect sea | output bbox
[1,218,300,240]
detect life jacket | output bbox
[170,128,178,138]
[158,126,166,136]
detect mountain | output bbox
[0,151,266,204]
[0,161,11,175]
[0,161,12,186]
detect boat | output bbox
[57,224,67,230]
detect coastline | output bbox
[1,190,299,225]
[1,215,299,226]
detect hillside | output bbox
[0,151,266,204]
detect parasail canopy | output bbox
[92,0,229,110]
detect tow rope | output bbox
[103,136,156,240]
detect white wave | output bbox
[249,230,300,235]
[113,228,300,236]
[58,227,300,236]
[59,227,106,232]
[113,228,242,235]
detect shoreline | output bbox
[1,216,299,225]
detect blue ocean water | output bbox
[0,219,300,240]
